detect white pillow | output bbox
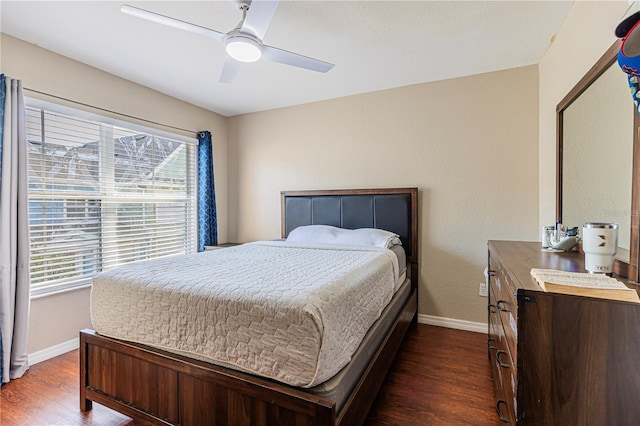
[286,225,401,248]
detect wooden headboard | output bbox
[280,187,418,269]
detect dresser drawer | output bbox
[488,302,516,423]
[488,286,505,358]
[489,261,518,363]
[488,288,501,355]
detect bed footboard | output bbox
[79,330,335,425]
[79,289,416,426]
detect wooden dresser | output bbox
[487,240,640,424]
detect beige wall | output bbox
[539,1,631,228]
[227,66,540,323]
[1,34,229,353]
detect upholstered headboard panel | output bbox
[281,188,418,263]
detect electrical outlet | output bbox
[479,282,488,297]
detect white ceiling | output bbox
[1,1,573,117]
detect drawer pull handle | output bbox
[487,338,496,350]
[496,350,509,369]
[496,350,509,368]
[496,400,510,423]
[488,304,498,314]
[496,300,509,312]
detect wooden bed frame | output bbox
[80,187,418,425]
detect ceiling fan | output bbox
[121,1,334,83]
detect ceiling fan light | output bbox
[225,36,262,63]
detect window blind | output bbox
[25,106,197,295]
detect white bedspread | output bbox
[90,241,399,387]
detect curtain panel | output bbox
[197,131,217,251]
[0,74,30,385]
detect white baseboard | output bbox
[418,314,487,334]
[28,337,79,366]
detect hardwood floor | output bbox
[366,324,500,425]
[0,324,500,425]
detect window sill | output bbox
[30,280,93,300]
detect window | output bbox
[25,101,197,296]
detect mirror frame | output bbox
[556,40,640,281]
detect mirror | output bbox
[557,40,640,281]
[563,63,633,261]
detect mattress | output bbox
[390,244,406,276]
[90,241,401,387]
[309,277,411,411]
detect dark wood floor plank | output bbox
[0,324,499,425]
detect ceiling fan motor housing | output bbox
[225,32,263,63]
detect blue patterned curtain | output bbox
[197,131,217,251]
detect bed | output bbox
[80,187,418,425]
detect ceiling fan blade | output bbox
[262,45,334,73]
[219,58,242,84]
[240,0,279,39]
[121,4,226,44]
